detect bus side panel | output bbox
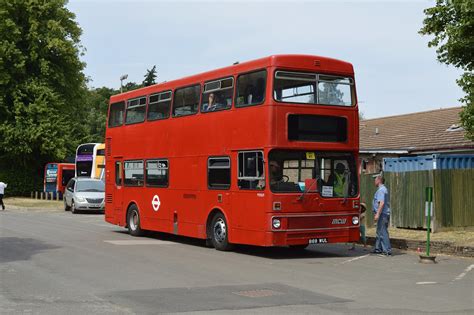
[229,191,267,245]
[139,187,173,234]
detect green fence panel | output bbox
[434,169,474,228]
[361,169,474,230]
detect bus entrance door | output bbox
[107,160,124,225]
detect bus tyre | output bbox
[127,205,144,237]
[71,200,77,214]
[64,199,70,211]
[211,213,233,251]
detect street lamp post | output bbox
[120,74,128,93]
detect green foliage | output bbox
[143,65,157,87]
[81,87,117,143]
[0,0,88,194]
[0,165,43,196]
[420,0,474,139]
[122,81,141,92]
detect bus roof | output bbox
[110,54,354,103]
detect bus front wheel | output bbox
[127,205,144,237]
[211,213,233,251]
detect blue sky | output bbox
[68,0,463,119]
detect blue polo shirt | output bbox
[373,184,390,216]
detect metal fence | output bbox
[360,169,474,230]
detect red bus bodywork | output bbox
[105,55,360,247]
[44,163,76,195]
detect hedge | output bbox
[0,166,43,197]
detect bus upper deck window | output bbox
[317,75,354,106]
[273,71,354,107]
[173,85,200,117]
[125,97,147,124]
[148,91,171,121]
[236,70,267,107]
[201,77,233,112]
[108,101,125,127]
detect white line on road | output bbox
[416,282,437,285]
[453,264,474,281]
[104,240,175,245]
[338,254,370,265]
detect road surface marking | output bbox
[416,282,437,285]
[453,264,474,281]
[104,240,175,245]
[339,254,370,265]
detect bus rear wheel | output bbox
[127,205,144,237]
[211,213,233,251]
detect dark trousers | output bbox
[0,194,4,210]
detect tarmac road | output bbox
[1,209,473,314]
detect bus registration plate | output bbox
[309,238,328,244]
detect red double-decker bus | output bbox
[105,55,360,250]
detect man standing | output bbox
[372,174,391,256]
[0,181,7,210]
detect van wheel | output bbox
[127,205,144,237]
[71,200,77,214]
[64,199,70,211]
[211,213,233,251]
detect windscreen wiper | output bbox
[298,157,320,201]
[297,179,318,201]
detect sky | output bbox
[68,0,464,119]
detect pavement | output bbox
[0,208,473,314]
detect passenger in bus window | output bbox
[201,93,213,112]
[203,93,222,112]
[269,160,283,188]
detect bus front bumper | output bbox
[265,213,360,246]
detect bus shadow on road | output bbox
[232,244,358,260]
[113,230,373,260]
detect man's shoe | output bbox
[371,250,382,254]
[377,252,392,257]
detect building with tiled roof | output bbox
[359,107,473,173]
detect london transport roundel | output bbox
[152,195,161,211]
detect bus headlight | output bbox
[272,218,281,229]
[352,216,359,225]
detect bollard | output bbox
[49,192,53,200]
[419,187,436,264]
[35,191,38,199]
[56,192,60,201]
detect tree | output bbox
[143,65,157,87]
[123,81,141,92]
[420,0,474,139]
[0,0,87,193]
[81,87,117,143]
